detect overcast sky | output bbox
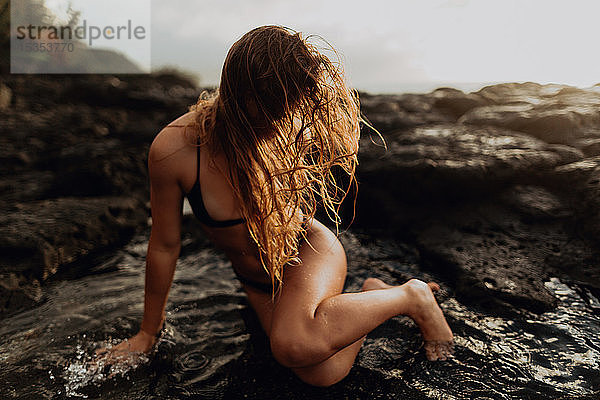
[46,0,600,93]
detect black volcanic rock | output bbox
[430,87,487,119]
[49,139,149,198]
[2,76,600,319]
[359,87,488,133]
[354,116,600,313]
[0,196,147,315]
[0,197,146,278]
[356,123,580,221]
[0,72,200,315]
[572,137,600,156]
[413,187,579,314]
[552,155,600,185]
[359,92,453,132]
[459,83,600,145]
[0,171,56,205]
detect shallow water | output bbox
[1,230,599,399]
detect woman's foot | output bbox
[403,279,454,360]
[362,277,454,361]
[361,277,392,291]
[362,277,440,293]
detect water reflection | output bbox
[0,233,598,399]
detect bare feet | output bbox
[362,277,454,361]
[361,277,393,291]
[403,279,454,361]
[362,277,440,293]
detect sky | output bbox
[44,0,600,94]
[43,0,151,70]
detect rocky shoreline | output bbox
[1,74,599,318]
[355,83,600,315]
[0,72,199,314]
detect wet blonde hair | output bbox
[188,25,376,296]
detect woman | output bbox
[102,25,454,387]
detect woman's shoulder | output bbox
[150,112,199,162]
[166,111,199,129]
[147,114,200,193]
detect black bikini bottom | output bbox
[234,219,310,294]
[234,270,274,294]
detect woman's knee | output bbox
[269,328,331,368]
[271,332,353,387]
[291,355,354,387]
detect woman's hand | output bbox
[90,330,158,378]
[95,329,157,361]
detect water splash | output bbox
[62,338,152,398]
[1,233,599,399]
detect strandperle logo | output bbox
[10,0,151,74]
[15,20,147,46]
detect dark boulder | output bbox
[572,138,600,157]
[430,87,488,119]
[360,92,453,132]
[414,186,598,314]
[353,118,600,314]
[355,123,579,228]
[460,83,600,145]
[0,197,147,315]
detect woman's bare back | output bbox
[163,112,271,285]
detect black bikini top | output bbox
[185,144,245,228]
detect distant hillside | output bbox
[1,0,145,74]
[73,47,144,73]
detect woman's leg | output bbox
[244,219,453,387]
[246,278,373,387]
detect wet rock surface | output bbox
[1,74,600,398]
[1,76,600,325]
[459,83,600,144]
[2,229,598,399]
[0,72,202,315]
[357,82,600,315]
[0,197,146,314]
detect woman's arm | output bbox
[99,129,184,355]
[137,129,185,345]
[140,134,184,337]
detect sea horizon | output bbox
[343,80,600,95]
[188,78,600,96]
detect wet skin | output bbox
[97,111,454,386]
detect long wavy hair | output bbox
[187,25,376,296]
